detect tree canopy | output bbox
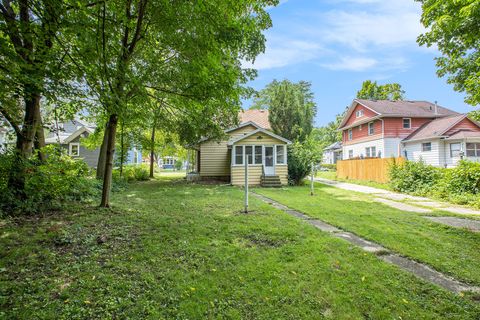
[356,80,405,101]
[252,79,317,142]
[417,0,480,109]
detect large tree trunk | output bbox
[7,91,41,198]
[149,124,155,178]
[96,121,110,179]
[34,105,46,162]
[100,114,118,207]
[119,121,124,177]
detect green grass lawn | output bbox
[315,171,392,190]
[1,177,479,319]
[255,183,480,287]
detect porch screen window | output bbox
[254,146,262,164]
[276,145,285,164]
[466,143,480,157]
[234,146,243,165]
[368,122,374,135]
[450,143,461,157]
[245,146,253,164]
[422,142,432,152]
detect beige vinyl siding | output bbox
[198,125,258,177]
[231,164,288,186]
[199,141,230,177]
[235,132,285,145]
[275,165,288,185]
[231,165,263,185]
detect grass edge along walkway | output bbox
[251,192,480,295]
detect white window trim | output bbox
[368,122,374,135]
[450,142,462,158]
[422,142,432,152]
[69,142,80,156]
[355,110,364,118]
[275,144,287,165]
[403,118,411,129]
[233,144,280,166]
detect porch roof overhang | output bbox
[227,128,292,146]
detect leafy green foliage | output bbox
[312,110,345,153]
[174,160,183,171]
[113,165,150,183]
[389,160,480,208]
[417,0,480,107]
[0,146,100,216]
[252,79,317,142]
[288,137,322,185]
[356,80,405,101]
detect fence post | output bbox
[244,155,249,213]
[310,162,314,196]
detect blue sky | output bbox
[243,0,475,127]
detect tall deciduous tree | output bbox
[253,79,317,142]
[68,0,277,207]
[356,80,405,101]
[417,0,480,117]
[0,0,74,195]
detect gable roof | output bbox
[227,128,292,146]
[339,99,459,129]
[239,109,271,129]
[324,141,342,151]
[46,126,94,145]
[402,114,480,142]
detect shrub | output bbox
[320,163,336,171]
[389,160,443,195]
[174,160,183,171]
[0,146,101,216]
[287,141,319,185]
[113,164,149,183]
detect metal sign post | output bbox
[244,155,249,213]
[310,162,314,196]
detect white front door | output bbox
[264,146,275,175]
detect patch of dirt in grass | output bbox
[240,233,292,249]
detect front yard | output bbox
[1,175,479,319]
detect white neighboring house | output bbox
[338,99,480,167]
[322,142,342,164]
[0,127,8,152]
[402,114,480,167]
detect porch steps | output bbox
[261,175,282,187]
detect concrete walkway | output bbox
[313,177,480,216]
[252,192,480,295]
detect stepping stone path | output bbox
[252,192,480,295]
[425,216,480,233]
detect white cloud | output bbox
[321,56,377,71]
[244,37,326,70]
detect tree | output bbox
[0,0,75,196]
[356,80,405,101]
[253,79,317,142]
[312,110,346,152]
[417,0,480,107]
[67,0,277,207]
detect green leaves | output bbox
[417,0,480,107]
[356,80,405,101]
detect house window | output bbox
[368,122,374,135]
[466,143,480,157]
[69,143,80,156]
[348,129,352,140]
[422,142,432,152]
[356,110,364,118]
[254,146,263,164]
[403,118,411,129]
[450,143,461,157]
[365,146,377,158]
[234,146,243,165]
[276,145,286,164]
[245,146,253,164]
[348,150,353,159]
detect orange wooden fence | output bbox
[336,157,405,183]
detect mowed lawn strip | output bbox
[255,182,480,287]
[0,176,478,319]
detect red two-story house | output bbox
[338,99,480,167]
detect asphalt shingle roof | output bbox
[239,109,271,129]
[356,99,459,118]
[403,114,466,141]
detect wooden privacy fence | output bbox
[336,157,405,183]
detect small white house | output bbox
[322,142,342,164]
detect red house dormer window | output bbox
[356,110,364,118]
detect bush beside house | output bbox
[389,160,480,208]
